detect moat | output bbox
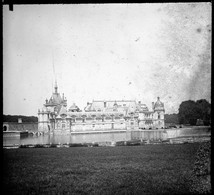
[3,131,132,147]
[3,127,211,147]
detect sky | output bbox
[3,3,211,116]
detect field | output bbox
[3,143,205,194]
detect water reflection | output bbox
[3,132,131,146]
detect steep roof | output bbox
[48,93,63,105]
[55,104,62,113]
[88,100,137,112]
[59,105,67,116]
[137,103,149,112]
[84,103,92,112]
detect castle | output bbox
[38,82,165,133]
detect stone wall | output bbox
[131,130,164,140]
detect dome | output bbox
[69,103,80,112]
[154,97,164,111]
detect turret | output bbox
[152,102,154,110]
[153,97,165,129]
[64,96,67,105]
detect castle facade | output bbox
[38,83,165,133]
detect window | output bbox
[158,114,160,119]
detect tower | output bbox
[38,107,50,133]
[38,80,68,133]
[153,97,165,129]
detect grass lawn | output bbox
[3,143,201,195]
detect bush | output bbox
[34,144,45,148]
[19,145,28,148]
[69,143,86,147]
[49,144,57,148]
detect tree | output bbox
[165,113,179,124]
[3,115,38,122]
[196,99,211,125]
[178,99,211,125]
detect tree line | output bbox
[178,99,211,125]
[3,115,38,123]
[164,113,179,124]
[162,99,210,126]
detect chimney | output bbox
[157,97,160,101]
[138,101,141,104]
[104,101,106,108]
[87,102,90,105]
